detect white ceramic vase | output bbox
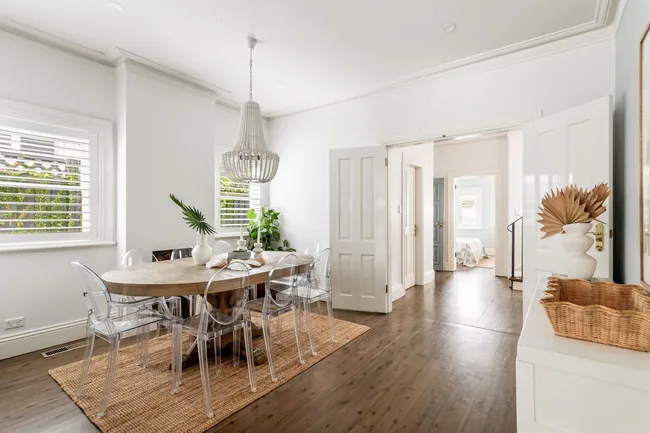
[561,222,597,280]
[192,232,213,265]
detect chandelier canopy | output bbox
[221,37,279,184]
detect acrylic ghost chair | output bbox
[248,253,305,382]
[271,240,320,335]
[120,248,180,366]
[70,262,179,419]
[171,260,256,418]
[292,248,336,356]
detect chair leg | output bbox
[292,307,305,365]
[97,337,120,419]
[171,323,182,394]
[214,333,222,375]
[74,328,95,399]
[198,334,214,418]
[262,315,277,382]
[303,300,317,356]
[243,322,257,392]
[327,298,337,343]
[275,314,282,343]
[233,327,241,367]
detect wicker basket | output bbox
[540,278,650,352]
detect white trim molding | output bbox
[423,269,435,285]
[0,318,86,360]
[391,283,405,302]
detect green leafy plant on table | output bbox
[169,193,215,235]
[246,207,295,251]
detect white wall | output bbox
[268,37,615,281]
[0,34,243,359]
[116,63,240,259]
[455,175,496,251]
[614,0,650,283]
[434,136,509,275]
[388,143,434,301]
[0,32,117,355]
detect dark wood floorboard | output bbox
[0,267,522,433]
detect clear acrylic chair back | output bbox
[297,240,320,257]
[121,248,158,268]
[266,253,298,312]
[171,244,192,260]
[213,240,232,256]
[310,248,332,294]
[70,262,113,330]
[202,261,251,328]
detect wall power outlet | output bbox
[4,317,25,330]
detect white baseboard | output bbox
[0,318,86,360]
[391,283,405,302]
[423,269,435,285]
[496,268,509,278]
[485,247,496,256]
[0,319,159,360]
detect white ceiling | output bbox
[0,0,618,117]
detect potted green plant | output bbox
[246,207,295,252]
[169,193,215,265]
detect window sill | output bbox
[214,233,249,240]
[0,240,117,253]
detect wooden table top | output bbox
[101,251,312,297]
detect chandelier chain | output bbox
[249,47,253,101]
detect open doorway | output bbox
[454,174,496,273]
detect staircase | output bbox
[507,217,523,289]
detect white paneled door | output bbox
[330,146,389,313]
[404,164,416,289]
[523,96,612,313]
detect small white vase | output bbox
[561,223,597,280]
[192,233,213,265]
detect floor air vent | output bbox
[41,341,86,358]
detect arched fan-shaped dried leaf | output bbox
[537,187,590,238]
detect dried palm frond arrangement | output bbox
[537,183,610,238]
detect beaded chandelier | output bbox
[221,37,279,183]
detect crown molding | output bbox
[1,0,623,122]
[268,22,617,120]
[0,17,112,66]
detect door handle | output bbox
[595,223,604,252]
[437,221,444,228]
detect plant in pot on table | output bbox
[169,193,215,265]
[246,207,295,252]
[537,183,610,280]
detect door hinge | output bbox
[609,229,614,239]
[386,284,388,293]
[385,157,388,167]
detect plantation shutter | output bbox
[219,175,261,227]
[0,127,91,235]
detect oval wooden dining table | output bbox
[101,251,313,297]
[100,251,313,368]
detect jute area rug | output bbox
[49,314,370,433]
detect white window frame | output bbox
[0,98,115,251]
[214,146,268,237]
[456,186,483,230]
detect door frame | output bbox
[402,163,421,290]
[446,168,505,276]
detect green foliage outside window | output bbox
[0,161,83,234]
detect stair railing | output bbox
[507,217,523,289]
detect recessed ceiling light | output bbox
[442,23,456,34]
[455,134,479,140]
[105,2,124,12]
